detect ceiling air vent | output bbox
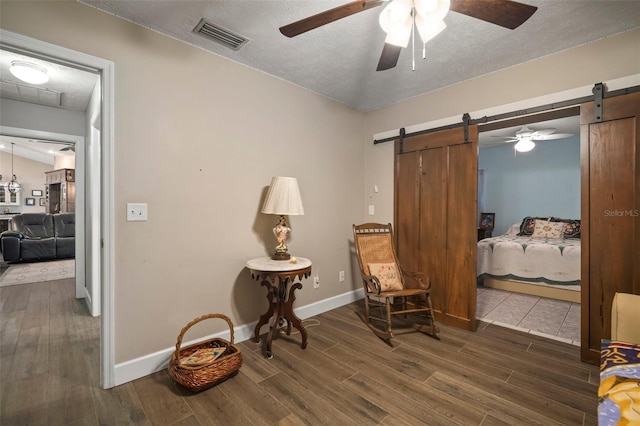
[0,79,62,108]
[194,18,249,51]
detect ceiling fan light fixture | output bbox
[515,125,536,139]
[9,60,49,85]
[380,0,450,52]
[384,17,414,47]
[414,0,450,21]
[379,0,413,34]
[514,138,535,152]
[415,16,447,44]
[279,0,536,72]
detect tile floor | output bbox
[477,286,581,346]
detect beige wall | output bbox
[0,2,366,363]
[363,29,640,224]
[2,1,639,376]
[0,151,50,213]
[53,155,75,170]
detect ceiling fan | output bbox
[493,125,575,152]
[279,0,538,71]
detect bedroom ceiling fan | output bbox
[279,0,538,71]
[493,125,575,152]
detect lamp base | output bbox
[271,252,291,261]
[271,215,291,261]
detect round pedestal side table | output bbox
[246,256,312,358]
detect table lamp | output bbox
[261,176,304,260]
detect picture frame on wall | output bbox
[26,198,36,206]
[39,198,46,206]
[479,212,495,230]
[32,189,43,196]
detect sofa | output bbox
[0,213,75,263]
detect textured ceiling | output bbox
[0,48,91,163]
[0,48,98,112]
[1,1,635,156]
[79,0,640,112]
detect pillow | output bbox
[518,216,544,236]
[368,262,403,291]
[506,223,521,236]
[518,216,581,238]
[532,219,566,239]
[554,218,581,239]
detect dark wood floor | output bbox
[0,279,599,425]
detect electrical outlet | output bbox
[313,276,320,289]
[339,271,345,282]
[368,205,375,215]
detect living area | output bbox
[0,138,76,287]
[1,0,640,424]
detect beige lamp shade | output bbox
[261,177,304,216]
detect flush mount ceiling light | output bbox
[9,60,49,85]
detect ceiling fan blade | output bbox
[280,0,384,38]
[532,128,556,136]
[492,136,519,141]
[376,43,402,71]
[450,0,537,30]
[532,133,575,140]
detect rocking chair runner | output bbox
[353,223,439,341]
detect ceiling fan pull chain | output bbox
[412,6,416,71]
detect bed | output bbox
[477,217,581,303]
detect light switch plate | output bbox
[368,205,375,215]
[126,203,148,221]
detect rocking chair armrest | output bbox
[361,273,383,295]
[402,270,431,290]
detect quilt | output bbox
[599,340,640,425]
[477,233,580,286]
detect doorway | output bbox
[0,132,85,295]
[0,29,115,388]
[476,108,582,345]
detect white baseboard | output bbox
[114,288,364,386]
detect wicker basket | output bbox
[168,313,242,392]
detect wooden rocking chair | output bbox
[353,223,439,342]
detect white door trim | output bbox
[0,29,116,389]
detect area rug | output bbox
[0,259,75,287]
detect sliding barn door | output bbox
[581,91,640,363]
[395,127,478,330]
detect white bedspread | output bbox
[477,233,581,285]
